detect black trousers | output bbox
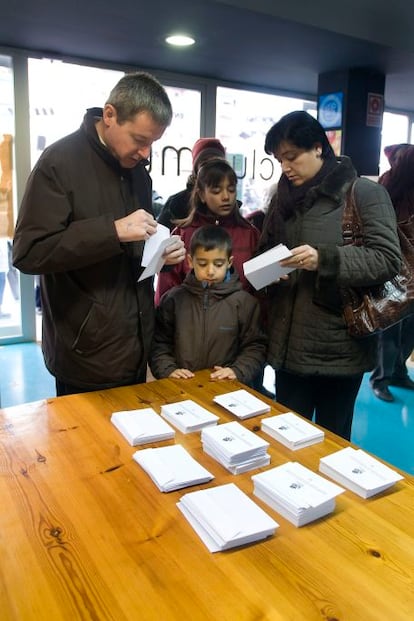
[275,369,363,441]
[370,315,414,388]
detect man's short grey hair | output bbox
[106,71,173,127]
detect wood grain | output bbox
[1,371,413,620]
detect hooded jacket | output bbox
[13,108,155,389]
[155,209,259,304]
[257,156,402,376]
[150,270,267,383]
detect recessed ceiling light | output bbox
[165,34,195,47]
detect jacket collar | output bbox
[305,156,357,208]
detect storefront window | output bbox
[380,112,410,176]
[148,85,201,217]
[0,56,20,338]
[216,86,315,215]
[28,58,124,167]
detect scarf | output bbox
[276,156,338,220]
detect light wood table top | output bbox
[1,370,413,620]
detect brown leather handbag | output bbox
[341,181,414,338]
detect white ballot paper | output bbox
[133,444,214,492]
[319,447,404,498]
[261,411,324,450]
[111,408,175,446]
[252,462,344,526]
[213,389,271,419]
[139,223,180,281]
[161,399,219,433]
[201,421,270,474]
[243,244,295,290]
[177,482,279,552]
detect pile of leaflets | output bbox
[261,412,324,450]
[160,399,219,433]
[319,447,404,498]
[177,482,279,552]
[213,389,271,420]
[252,462,344,526]
[201,421,270,474]
[110,408,175,446]
[133,444,214,492]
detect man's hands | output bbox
[115,209,157,242]
[114,210,186,265]
[163,237,186,266]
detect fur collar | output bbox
[304,156,357,208]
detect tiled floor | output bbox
[1,342,413,475]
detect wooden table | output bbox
[1,370,413,621]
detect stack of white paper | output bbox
[252,462,344,527]
[160,399,219,433]
[133,444,214,492]
[319,447,404,498]
[213,389,271,420]
[177,482,279,552]
[243,243,295,290]
[201,421,270,474]
[261,412,324,450]
[111,408,175,446]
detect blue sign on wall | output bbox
[318,92,343,129]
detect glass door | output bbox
[0,55,22,340]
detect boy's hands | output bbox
[169,368,195,379]
[210,366,237,380]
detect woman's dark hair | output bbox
[264,110,335,161]
[380,145,414,206]
[175,159,248,227]
[189,225,232,258]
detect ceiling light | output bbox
[165,34,195,47]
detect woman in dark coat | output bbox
[257,111,401,439]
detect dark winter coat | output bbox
[155,209,260,304]
[157,186,192,230]
[13,108,155,390]
[150,271,267,383]
[257,156,402,376]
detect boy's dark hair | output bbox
[264,110,335,161]
[189,225,232,258]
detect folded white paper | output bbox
[201,421,270,474]
[243,244,295,290]
[261,411,324,450]
[161,400,219,433]
[111,408,175,446]
[133,444,214,492]
[252,461,344,526]
[213,389,271,419]
[202,421,269,463]
[139,223,180,281]
[177,482,279,552]
[319,447,403,498]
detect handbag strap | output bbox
[342,180,363,247]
